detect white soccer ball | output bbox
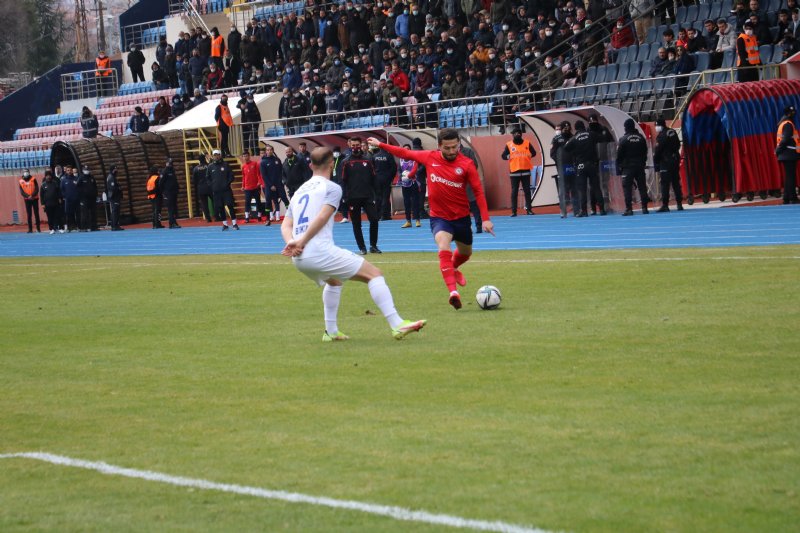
[476,285,502,310]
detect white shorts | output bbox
[293,246,365,286]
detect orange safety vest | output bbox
[776,120,800,153]
[96,56,112,76]
[146,174,159,199]
[217,104,233,127]
[211,35,224,58]
[19,177,38,199]
[737,33,761,66]
[506,140,534,173]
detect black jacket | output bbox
[564,131,600,164]
[282,156,311,194]
[40,179,62,207]
[206,160,235,193]
[127,49,146,69]
[653,128,681,169]
[776,116,800,162]
[77,173,98,201]
[340,154,377,201]
[106,172,123,202]
[550,132,573,173]
[192,164,210,194]
[160,166,179,197]
[81,115,99,138]
[616,131,649,173]
[129,113,150,133]
[370,149,397,183]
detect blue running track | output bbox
[2,205,799,258]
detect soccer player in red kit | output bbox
[367,129,495,309]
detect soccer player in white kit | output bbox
[281,147,427,341]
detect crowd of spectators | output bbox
[133,0,800,127]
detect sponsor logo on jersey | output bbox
[455,167,463,175]
[429,173,463,188]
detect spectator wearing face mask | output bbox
[737,21,761,83]
[127,44,146,83]
[129,106,150,133]
[411,63,433,93]
[18,169,41,233]
[80,107,99,139]
[282,64,302,90]
[153,96,172,125]
[151,62,169,90]
[608,17,635,62]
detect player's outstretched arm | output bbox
[367,137,421,163]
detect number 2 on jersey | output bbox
[297,194,310,225]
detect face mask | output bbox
[572,43,579,49]
[23,172,30,178]
[413,10,418,15]
[617,24,623,29]
[352,88,358,92]
[502,24,509,31]
[327,20,332,25]
[488,53,496,59]
[401,52,408,58]
[746,29,754,36]
[417,68,424,73]
[404,9,409,14]
[585,23,591,28]
[524,52,531,57]
[555,128,561,135]
[545,30,553,36]
[656,126,663,133]
[375,36,382,41]
[83,170,89,175]
[549,22,556,27]
[359,47,365,53]
[506,67,514,74]
[131,47,137,51]
[390,96,397,102]
[333,151,340,158]
[545,62,552,68]
[500,85,508,90]
[334,60,341,65]
[293,92,300,97]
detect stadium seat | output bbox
[694,52,710,72]
[551,88,567,107]
[595,65,608,84]
[685,5,699,23]
[640,60,652,78]
[636,44,651,62]
[617,63,630,81]
[722,49,736,68]
[649,45,661,60]
[759,45,774,66]
[646,26,658,44]
[676,5,688,24]
[772,44,785,63]
[696,4,711,23]
[606,63,619,81]
[628,61,642,79]
[582,84,597,102]
[584,66,597,85]
[615,45,630,64]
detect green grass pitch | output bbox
[1,247,799,532]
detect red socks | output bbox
[452,250,470,270]
[438,250,457,292]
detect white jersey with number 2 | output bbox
[286,175,342,258]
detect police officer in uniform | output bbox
[653,118,684,212]
[550,121,575,218]
[77,164,98,231]
[501,126,536,216]
[564,121,605,217]
[341,137,381,254]
[776,105,800,204]
[588,113,614,214]
[616,118,650,216]
[106,165,124,230]
[207,149,239,230]
[160,158,181,228]
[370,142,398,220]
[192,154,214,222]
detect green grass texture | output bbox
[1,247,799,533]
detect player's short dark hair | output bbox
[437,128,460,144]
[349,136,361,143]
[310,146,333,167]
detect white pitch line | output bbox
[0,452,553,533]
[1,255,800,269]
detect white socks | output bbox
[323,284,343,334]
[368,276,403,329]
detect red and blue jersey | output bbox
[379,143,489,221]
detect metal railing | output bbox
[228,0,336,32]
[61,69,120,101]
[237,64,778,144]
[121,20,167,51]
[168,0,211,33]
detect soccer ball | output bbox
[476,285,502,310]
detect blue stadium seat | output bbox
[551,88,567,106]
[760,45,774,66]
[649,44,661,60]
[694,51,710,72]
[640,60,652,77]
[453,106,467,127]
[773,44,785,63]
[628,61,642,79]
[617,63,630,80]
[636,43,651,61]
[582,84,597,102]
[696,4,710,23]
[584,66,597,85]
[676,5,688,24]
[594,65,608,84]
[430,93,440,101]
[637,79,655,98]
[596,83,609,103]
[266,125,285,136]
[646,25,659,43]
[605,63,619,81]
[722,49,736,68]
[767,0,782,13]
[615,46,630,64]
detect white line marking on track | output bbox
[2,255,799,268]
[0,452,554,533]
